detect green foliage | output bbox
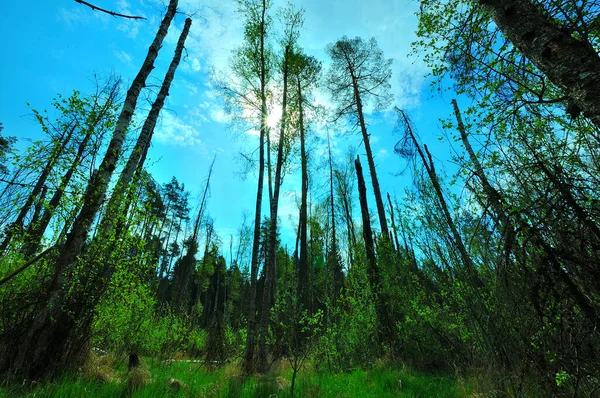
[317,254,379,370]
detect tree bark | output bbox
[479,0,600,128]
[387,192,401,254]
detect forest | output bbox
[1,0,599,396]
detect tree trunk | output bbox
[479,0,600,128]
[350,73,389,239]
[387,192,401,254]
[339,174,356,269]
[27,185,48,235]
[99,17,191,240]
[244,0,268,374]
[297,75,310,313]
[258,44,291,372]
[327,130,342,301]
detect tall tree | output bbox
[325,36,392,239]
[215,0,273,373]
[258,4,303,372]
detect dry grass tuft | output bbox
[222,361,244,379]
[82,351,117,384]
[127,367,151,393]
[165,377,188,392]
[198,381,221,397]
[458,370,504,398]
[273,358,292,374]
[275,376,291,391]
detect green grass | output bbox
[0,360,472,398]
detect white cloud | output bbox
[187,104,210,125]
[117,22,140,39]
[210,108,231,124]
[115,0,144,38]
[114,50,133,65]
[155,111,204,148]
[377,148,390,161]
[57,7,87,25]
[191,58,202,72]
[185,81,199,95]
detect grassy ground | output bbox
[0,357,475,398]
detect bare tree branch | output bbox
[74,0,146,20]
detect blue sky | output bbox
[0,0,466,257]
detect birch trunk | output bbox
[480,0,600,127]
[99,17,191,239]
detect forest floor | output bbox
[0,355,487,397]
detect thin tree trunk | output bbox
[258,44,291,372]
[327,130,341,300]
[340,177,356,268]
[400,110,483,288]
[349,72,389,239]
[23,83,120,256]
[244,0,268,373]
[297,75,310,313]
[387,192,401,254]
[172,155,214,313]
[0,124,75,254]
[27,185,48,234]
